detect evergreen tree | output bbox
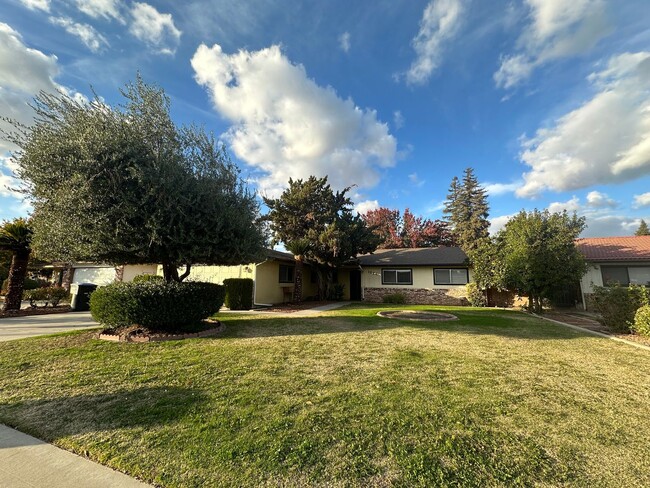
[443,168,489,251]
[636,219,650,236]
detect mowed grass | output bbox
[1,305,649,487]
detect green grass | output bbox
[1,304,649,487]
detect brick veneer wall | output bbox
[363,287,469,306]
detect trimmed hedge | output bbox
[591,284,649,333]
[466,282,487,307]
[382,293,406,304]
[90,280,224,332]
[132,274,164,283]
[23,286,70,307]
[633,305,650,337]
[223,278,254,310]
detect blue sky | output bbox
[1,0,649,236]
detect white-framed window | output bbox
[434,268,468,285]
[602,266,650,286]
[382,269,412,285]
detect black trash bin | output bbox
[72,283,97,312]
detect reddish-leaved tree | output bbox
[362,207,452,249]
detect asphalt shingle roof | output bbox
[576,236,650,261]
[357,247,468,267]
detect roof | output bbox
[357,247,468,267]
[576,236,650,262]
[264,248,295,262]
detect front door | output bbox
[350,269,362,300]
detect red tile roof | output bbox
[576,236,650,261]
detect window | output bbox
[434,268,468,285]
[279,264,295,283]
[382,269,412,285]
[602,266,650,286]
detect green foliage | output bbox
[466,237,507,291]
[443,168,489,252]
[591,284,648,333]
[90,281,224,332]
[8,77,265,282]
[327,283,345,301]
[636,219,650,236]
[132,274,164,283]
[2,277,44,294]
[23,286,70,307]
[223,278,254,310]
[497,210,587,313]
[264,176,379,299]
[466,282,487,307]
[382,293,406,304]
[633,305,650,337]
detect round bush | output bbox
[466,282,487,307]
[633,305,650,337]
[90,280,224,332]
[223,278,254,310]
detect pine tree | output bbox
[443,168,490,252]
[636,219,650,236]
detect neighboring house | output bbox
[44,263,158,288]
[576,236,650,310]
[356,247,472,305]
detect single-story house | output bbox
[576,236,650,310]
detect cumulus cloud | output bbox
[19,0,50,12]
[50,17,109,52]
[517,51,650,197]
[405,0,465,85]
[586,190,617,208]
[489,214,516,234]
[191,44,397,197]
[495,0,610,88]
[634,192,650,208]
[129,2,181,54]
[0,22,63,153]
[339,32,351,53]
[547,196,581,214]
[75,0,124,22]
[354,199,380,215]
[484,181,521,196]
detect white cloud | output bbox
[581,215,644,237]
[495,0,610,88]
[0,22,63,153]
[75,0,124,22]
[633,192,650,208]
[339,32,351,53]
[484,181,521,196]
[50,17,109,52]
[586,190,617,208]
[547,196,581,214]
[354,199,379,215]
[405,0,465,85]
[489,214,515,234]
[408,172,425,187]
[517,51,650,197]
[19,0,50,12]
[191,44,397,196]
[393,110,405,129]
[129,2,181,55]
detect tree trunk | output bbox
[293,257,303,302]
[61,265,74,291]
[3,249,30,312]
[162,261,180,282]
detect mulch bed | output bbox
[377,310,458,322]
[98,319,224,343]
[0,306,73,320]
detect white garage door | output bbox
[73,267,116,285]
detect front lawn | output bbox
[0,305,649,487]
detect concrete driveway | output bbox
[0,312,99,342]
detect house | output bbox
[576,236,650,310]
[355,247,472,305]
[44,263,158,289]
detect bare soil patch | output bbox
[377,310,458,321]
[98,319,223,342]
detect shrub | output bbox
[591,284,648,333]
[633,305,650,337]
[383,293,406,304]
[2,277,45,294]
[223,278,254,310]
[466,282,487,307]
[23,286,70,307]
[90,280,225,332]
[327,283,345,301]
[132,274,164,283]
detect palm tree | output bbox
[0,219,33,312]
[284,239,311,303]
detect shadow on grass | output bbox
[215,308,597,341]
[0,386,206,447]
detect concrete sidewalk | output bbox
[0,424,150,487]
[0,312,99,342]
